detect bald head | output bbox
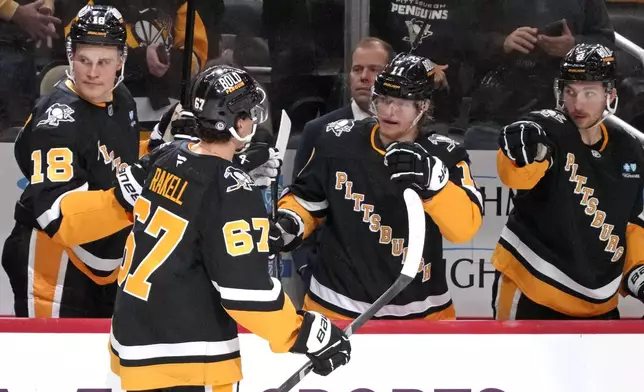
[350,37,393,112]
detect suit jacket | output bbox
[292,105,354,179]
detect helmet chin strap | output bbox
[578,94,619,131]
[228,123,257,144]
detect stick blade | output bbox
[401,189,425,278]
[275,110,292,160]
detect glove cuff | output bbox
[627,265,644,300]
[114,165,143,212]
[290,311,332,355]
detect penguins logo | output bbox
[38,103,75,127]
[224,166,254,192]
[326,119,355,137]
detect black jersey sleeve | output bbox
[202,167,302,353]
[14,100,131,248]
[278,146,329,239]
[418,134,484,243]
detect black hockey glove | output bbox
[113,162,148,212]
[384,141,449,200]
[626,265,644,303]
[290,310,351,376]
[148,103,198,151]
[268,210,304,253]
[499,120,552,168]
[235,144,281,188]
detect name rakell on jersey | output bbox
[334,171,431,281]
[565,153,624,262]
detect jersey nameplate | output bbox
[565,153,624,262]
[334,170,431,281]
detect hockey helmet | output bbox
[554,43,617,112]
[66,5,127,58]
[373,53,437,101]
[190,65,265,143]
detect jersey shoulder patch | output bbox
[36,103,76,128]
[325,119,355,137]
[420,132,468,167]
[528,109,568,124]
[426,133,460,150]
[223,166,255,193]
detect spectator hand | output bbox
[11,0,61,42]
[503,27,538,54]
[35,5,55,49]
[384,141,449,200]
[290,311,351,376]
[537,19,575,57]
[499,120,552,167]
[432,63,449,91]
[147,44,170,77]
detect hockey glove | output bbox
[269,210,304,253]
[114,163,148,212]
[384,141,449,200]
[235,145,281,187]
[149,103,198,151]
[499,120,552,167]
[290,310,351,376]
[626,265,644,303]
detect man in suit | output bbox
[290,37,393,287]
[292,37,394,177]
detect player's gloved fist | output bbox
[384,141,449,199]
[499,120,552,168]
[269,210,304,253]
[627,265,644,303]
[235,145,281,187]
[114,163,147,212]
[290,311,351,376]
[149,103,198,151]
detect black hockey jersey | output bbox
[279,118,483,319]
[11,78,139,290]
[110,141,302,391]
[493,109,644,317]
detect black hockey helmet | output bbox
[555,43,617,110]
[190,65,265,143]
[373,53,436,101]
[65,5,128,89]
[66,5,127,55]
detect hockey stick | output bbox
[269,110,292,279]
[276,188,426,392]
[180,0,197,107]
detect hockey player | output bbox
[492,43,644,320]
[1,4,142,318]
[271,53,484,320]
[109,65,350,391]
